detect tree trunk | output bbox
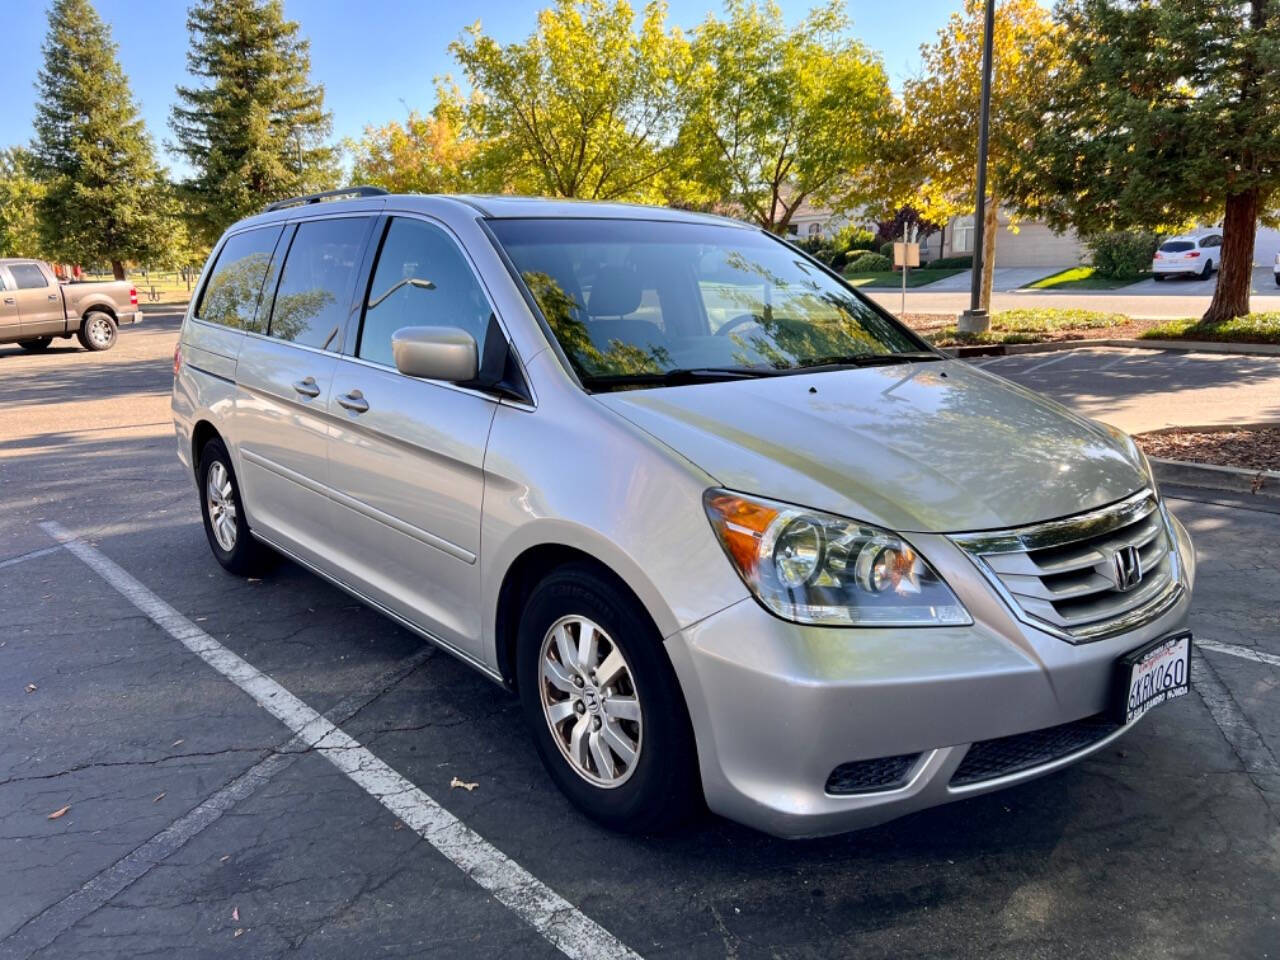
[980,190,998,312]
[1203,188,1258,323]
[111,260,125,281]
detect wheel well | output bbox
[82,304,117,323]
[190,420,221,475]
[493,544,658,691]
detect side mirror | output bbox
[391,326,479,382]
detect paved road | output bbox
[2,316,1278,958]
[968,345,1280,433]
[868,266,1280,318]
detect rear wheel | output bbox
[18,337,53,352]
[198,438,274,576]
[1153,273,1166,282]
[1200,259,1212,279]
[517,564,701,833]
[77,311,117,351]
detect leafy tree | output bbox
[1006,0,1280,322]
[170,0,338,244]
[347,85,482,194]
[679,0,894,234]
[450,0,691,201]
[899,0,1062,309]
[30,0,169,279]
[0,148,46,259]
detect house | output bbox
[941,210,1086,267]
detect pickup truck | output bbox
[0,258,141,353]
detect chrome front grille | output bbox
[951,490,1184,642]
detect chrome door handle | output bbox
[337,390,369,413]
[47,294,58,301]
[2,297,14,305]
[292,377,321,398]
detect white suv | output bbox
[1152,233,1222,280]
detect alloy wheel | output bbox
[87,315,113,348]
[538,615,643,788]
[206,460,238,551]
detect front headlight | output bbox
[703,490,971,627]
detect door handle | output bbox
[2,297,14,305]
[47,294,58,301]
[292,377,321,398]
[337,390,369,414]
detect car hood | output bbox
[595,360,1148,533]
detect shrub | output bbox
[794,234,839,266]
[845,252,893,273]
[1086,231,1159,280]
[879,241,895,259]
[833,224,878,254]
[928,255,973,269]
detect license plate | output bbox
[1114,633,1191,725]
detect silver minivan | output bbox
[173,189,1196,838]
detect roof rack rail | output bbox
[264,185,388,213]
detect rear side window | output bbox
[357,217,493,368]
[1201,236,1221,247]
[265,217,368,351]
[9,263,48,288]
[196,226,284,332]
[1159,241,1193,253]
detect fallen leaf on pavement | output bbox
[449,776,479,792]
[219,855,231,863]
[232,907,239,922]
[172,739,185,748]
[392,820,404,831]
[233,928,244,938]
[25,683,37,693]
[153,793,166,803]
[48,805,70,820]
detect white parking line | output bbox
[1018,351,1076,376]
[1198,638,1280,669]
[39,522,642,960]
[1096,348,1147,371]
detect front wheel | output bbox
[517,564,701,833]
[198,438,274,576]
[18,337,53,352]
[77,311,117,351]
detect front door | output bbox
[232,215,374,568]
[7,262,64,337]
[326,215,500,657]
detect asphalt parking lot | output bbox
[3,314,1278,959]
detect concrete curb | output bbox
[1152,457,1280,500]
[943,338,1280,358]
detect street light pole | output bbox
[958,0,997,334]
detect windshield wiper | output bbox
[796,351,943,370]
[582,367,788,391]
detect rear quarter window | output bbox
[195,226,285,332]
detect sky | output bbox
[0,0,976,175]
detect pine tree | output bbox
[1007,0,1280,322]
[170,0,337,244]
[30,0,169,279]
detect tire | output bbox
[18,337,53,352]
[197,437,274,576]
[1153,273,1166,282]
[517,563,701,833]
[1200,260,1212,279]
[77,311,117,351]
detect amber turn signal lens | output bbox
[704,493,779,578]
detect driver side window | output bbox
[357,218,492,368]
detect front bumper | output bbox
[665,514,1196,838]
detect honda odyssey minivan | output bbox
[172,188,1195,838]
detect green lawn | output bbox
[84,270,195,305]
[1140,312,1280,345]
[925,308,1132,346]
[1026,266,1151,290]
[842,267,965,289]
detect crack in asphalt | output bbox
[1,643,436,959]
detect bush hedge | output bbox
[879,241,895,259]
[1086,231,1160,280]
[845,252,893,273]
[928,255,973,269]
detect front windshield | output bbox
[488,218,926,385]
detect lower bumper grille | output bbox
[950,715,1120,786]
[826,753,921,795]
